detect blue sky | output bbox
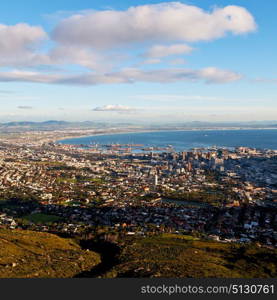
[0,0,276,123]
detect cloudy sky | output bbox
[0,0,276,123]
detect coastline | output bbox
[56,127,277,144]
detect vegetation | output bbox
[1,229,276,278]
[75,176,105,184]
[163,191,226,206]
[0,190,39,204]
[103,234,277,278]
[0,229,100,278]
[56,177,77,184]
[20,213,62,224]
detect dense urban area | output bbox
[0,129,276,252]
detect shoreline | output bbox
[56,127,277,144]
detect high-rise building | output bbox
[154,175,159,186]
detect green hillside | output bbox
[1,230,276,278]
[104,234,277,278]
[0,229,100,278]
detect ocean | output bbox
[58,129,277,152]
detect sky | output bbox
[0,0,276,123]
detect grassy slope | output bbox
[21,213,62,224]
[0,229,100,278]
[106,234,277,278]
[1,230,276,279]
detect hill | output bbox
[1,230,276,278]
[103,234,277,278]
[0,229,100,278]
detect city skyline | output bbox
[0,0,277,123]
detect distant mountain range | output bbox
[151,121,277,129]
[1,120,69,126]
[0,120,276,131]
[0,120,138,133]
[0,120,111,130]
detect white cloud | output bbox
[116,67,242,84]
[17,106,33,110]
[0,23,48,67]
[0,22,113,71]
[54,67,242,85]
[144,44,194,58]
[92,105,136,112]
[141,58,162,65]
[49,46,113,71]
[52,2,256,48]
[0,70,63,83]
[0,66,242,85]
[199,67,242,83]
[0,2,256,86]
[169,58,186,65]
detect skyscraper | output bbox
[154,175,159,186]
